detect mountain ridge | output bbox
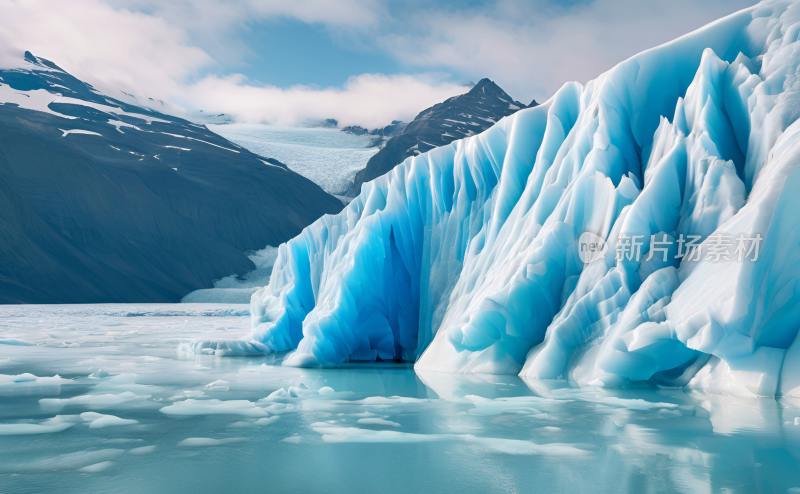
[346,78,534,196]
[0,52,343,303]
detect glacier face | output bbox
[224,1,800,397]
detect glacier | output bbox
[196,0,800,398]
[181,246,280,304]
[208,124,380,196]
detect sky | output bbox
[0,0,758,128]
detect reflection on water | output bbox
[1,304,799,493]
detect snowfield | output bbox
[208,124,380,195]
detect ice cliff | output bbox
[198,0,800,398]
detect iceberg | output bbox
[206,0,800,397]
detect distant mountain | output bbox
[342,120,408,138]
[0,52,343,303]
[346,78,534,196]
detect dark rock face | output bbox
[341,125,369,135]
[368,120,407,138]
[0,53,343,303]
[347,79,534,196]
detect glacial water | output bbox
[1,304,799,494]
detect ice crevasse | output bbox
[195,0,800,398]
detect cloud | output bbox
[103,0,386,66]
[180,72,467,128]
[0,0,462,126]
[0,0,759,127]
[378,0,758,103]
[0,0,212,98]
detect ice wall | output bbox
[203,0,800,397]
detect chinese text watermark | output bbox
[578,232,762,264]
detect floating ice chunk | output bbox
[40,392,150,411]
[177,437,245,447]
[0,449,124,474]
[0,415,79,435]
[261,383,332,402]
[357,418,400,427]
[464,395,546,416]
[0,373,72,396]
[229,416,280,427]
[91,374,161,395]
[0,338,34,346]
[78,461,114,473]
[205,380,230,392]
[159,399,267,417]
[128,445,156,455]
[80,412,139,428]
[589,397,679,410]
[279,435,303,443]
[313,426,591,456]
[89,369,110,379]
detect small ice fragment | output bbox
[357,418,400,427]
[80,412,138,428]
[206,380,229,391]
[177,437,243,447]
[129,445,156,455]
[78,461,113,473]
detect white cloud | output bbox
[0,0,211,98]
[180,72,467,128]
[0,0,760,127]
[0,0,458,126]
[379,0,758,103]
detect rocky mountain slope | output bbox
[0,52,343,303]
[347,78,534,196]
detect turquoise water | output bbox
[1,305,799,493]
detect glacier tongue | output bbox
[232,0,800,396]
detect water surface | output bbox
[1,304,799,494]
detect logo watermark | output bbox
[578,232,763,265]
[578,232,608,264]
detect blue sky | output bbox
[238,18,405,89]
[0,0,758,127]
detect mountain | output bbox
[346,78,532,196]
[193,1,800,398]
[0,52,343,303]
[342,120,408,137]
